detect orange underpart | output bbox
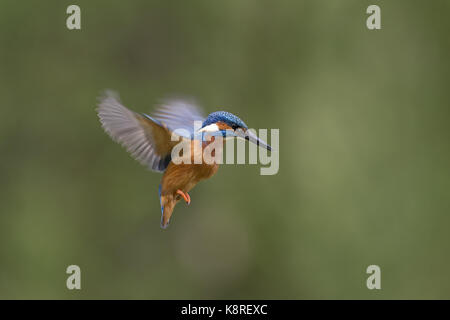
[216,121,232,130]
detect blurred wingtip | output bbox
[97,89,120,103]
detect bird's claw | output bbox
[176,189,191,205]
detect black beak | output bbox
[241,130,272,151]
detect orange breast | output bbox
[160,139,220,195]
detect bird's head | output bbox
[198,111,271,151]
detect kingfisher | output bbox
[97,91,271,229]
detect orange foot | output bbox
[176,189,191,205]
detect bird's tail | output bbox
[159,184,176,229]
[161,201,176,229]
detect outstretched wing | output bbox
[97,91,202,172]
[152,99,205,138]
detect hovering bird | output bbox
[97,91,271,229]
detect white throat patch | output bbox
[198,123,219,133]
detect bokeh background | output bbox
[1,0,449,299]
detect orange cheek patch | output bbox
[216,121,232,130]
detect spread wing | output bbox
[152,99,205,138]
[97,91,204,172]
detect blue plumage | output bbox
[202,111,248,130]
[158,184,163,214]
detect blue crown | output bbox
[202,111,248,129]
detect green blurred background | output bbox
[1,0,449,299]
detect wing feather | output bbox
[97,92,176,172]
[152,99,205,137]
[97,91,205,172]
